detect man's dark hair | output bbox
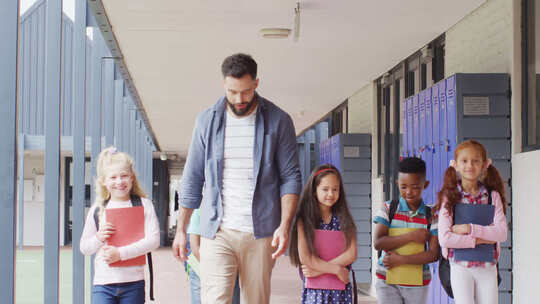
[221,53,257,80]
[399,157,426,177]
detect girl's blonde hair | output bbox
[94,146,146,216]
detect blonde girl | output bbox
[80,147,159,304]
[435,140,508,304]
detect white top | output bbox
[80,197,160,285]
[220,108,257,233]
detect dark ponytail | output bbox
[434,166,462,216]
[483,164,507,215]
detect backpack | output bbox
[377,199,432,259]
[94,194,155,301]
[438,190,502,299]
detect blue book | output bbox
[453,203,495,262]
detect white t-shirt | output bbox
[220,108,257,233]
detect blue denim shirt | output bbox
[179,94,302,239]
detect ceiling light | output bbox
[260,28,291,39]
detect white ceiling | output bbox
[101,0,485,156]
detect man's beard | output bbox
[226,95,257,116]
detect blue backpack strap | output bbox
[377,199,399,258]
[426,206,432,231]
[93,198,110,231]
[131,195,155,301]
[351,268,358,304]
[130,194,142,207]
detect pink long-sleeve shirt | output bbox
[438,189,508,263]
[80,197,160,285]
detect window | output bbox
[421,63,427,90]
[330,102,348,136]
[523,0,540,150]
[376,35,444,198]
[377,68,404,200]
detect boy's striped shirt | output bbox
[373,197,438,287]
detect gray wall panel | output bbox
[355,220,371,233]
[347,195,371,208]
[343,158,371,171]
[344,183,371,195]
[341,134,371,145]
[352,258,371,269]
[349,207,371,220]
[461,118,510,138]
[342,171,371,182]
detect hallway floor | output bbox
[150,247,377,303]
[15,246,377,303]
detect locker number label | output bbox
[343,146,361,158]
[463,96,490,116]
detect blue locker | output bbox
[331,135,342,171]
[319,137,326,164]
[431,84,440,209]
[439,80,448,175]
[402,74,511,304]
[424,88,434,205]
[419,91,427,202]
[402,98,408,157]
[413,94,420,157]
[446,75,457,162]
[407,97,414,156]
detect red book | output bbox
[106,206,146,267]
[305,229,346,290]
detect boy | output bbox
[373,157,439,304]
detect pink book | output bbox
[106,206,146,267]
[305,229,346,290]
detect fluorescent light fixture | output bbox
[260,28,291,39]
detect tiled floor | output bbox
[149,247,377,303]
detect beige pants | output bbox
[200,228,276,304]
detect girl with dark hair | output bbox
[289,164,357,304]
[435,140,508,304]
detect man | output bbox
[172,53,302,304]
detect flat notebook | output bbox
[385,228,424,286]
[106,206,146,267]
[187,253,200,277]
[305,229,346,290]
[454,203,495,262]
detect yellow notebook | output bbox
[385,228,424,286]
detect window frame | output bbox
[522,0,540,151]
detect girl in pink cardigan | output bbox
[434,140,507,304]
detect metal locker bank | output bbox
[402,73,512,304]
[320,133,372,284]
